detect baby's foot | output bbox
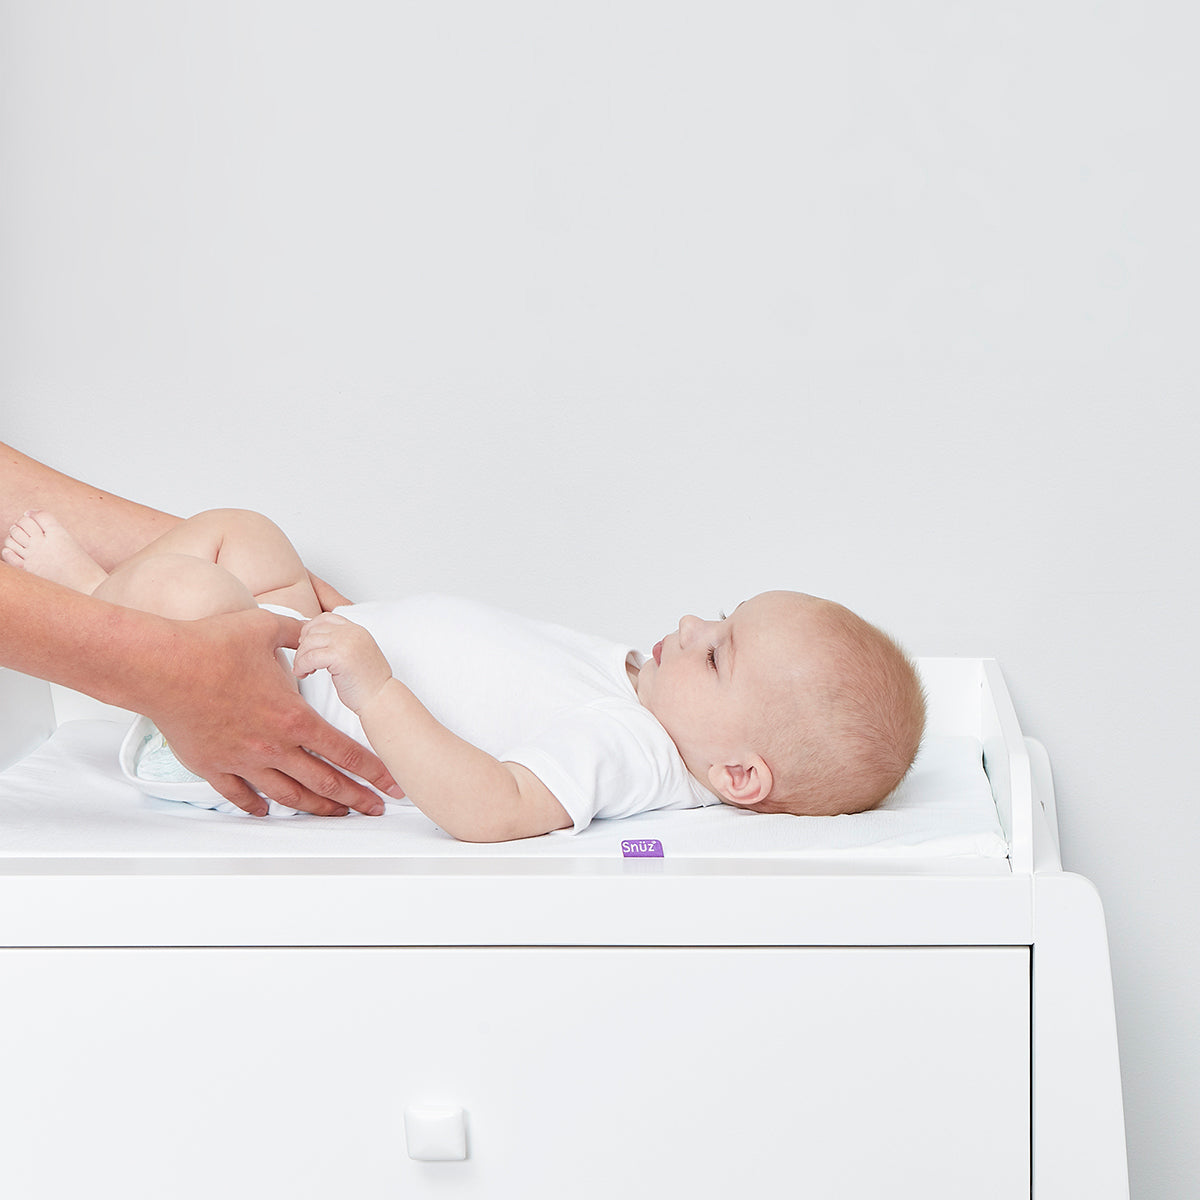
[2,510,110,594]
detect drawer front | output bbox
[0,947,1029,1198]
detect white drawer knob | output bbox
[404,1104,468,1161]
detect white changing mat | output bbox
[0,720,1008,861]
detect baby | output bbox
[3,508,926,842]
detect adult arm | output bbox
[294,614,572,841]
[0,566,400,816]
[1,442,179,569]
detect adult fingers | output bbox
[297,720,404,806]
[207,773,271,819]
[241,764,357,818]
[209,767,354,819]
[267,747,390,816]
[270,612,306,651]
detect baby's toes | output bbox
[7,519,34,549]
[24,510,62,539]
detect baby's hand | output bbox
[293,613,393,715]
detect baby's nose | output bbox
[678,614,702,646]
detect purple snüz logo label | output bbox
[621,839,664,858]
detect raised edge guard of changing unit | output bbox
[916,656,1031,873]
[981,659,1033,875]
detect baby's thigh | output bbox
[115,509,316,611]
[95,552,257,621]
[117,509,279,569]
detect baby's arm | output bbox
[293,614,573,842]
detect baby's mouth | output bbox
[652,640,663,665]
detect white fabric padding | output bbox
[0,721,1008,860]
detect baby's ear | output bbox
[707,757,773,807]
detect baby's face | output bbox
[634,591,824,803]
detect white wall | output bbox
[2,3,1196,1194]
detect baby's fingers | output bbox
[292,636,336,680]
[294,619,337,671]
[301,612,351,637]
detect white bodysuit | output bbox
[302,595,721,832]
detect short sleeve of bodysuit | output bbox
[500,696,717,833]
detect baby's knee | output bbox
[201,508,299,563]
[191,507,284,543]
[96,552,256,620]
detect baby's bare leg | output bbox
[113,508,323,618]
[96,552,259,621]
[5,507,322,617]
[4,511,274,624]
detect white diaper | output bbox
[118,715,299,817]
[131,724,206,784]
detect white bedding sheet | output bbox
[0,720,1009,861]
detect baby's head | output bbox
[634,591,925,816]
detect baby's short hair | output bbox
[761,600,926,817]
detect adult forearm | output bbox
[0,566,181,709]
[0,442,179,569]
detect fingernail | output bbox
[367,800,386,816]
[387,785,406,799]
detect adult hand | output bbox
[149,607,401,817]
